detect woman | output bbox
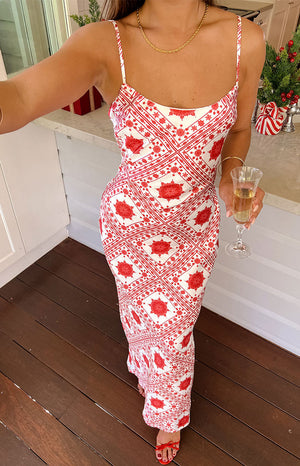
[0,0,265,463]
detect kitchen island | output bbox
[33,104,300,357]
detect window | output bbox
[0,0,69,77]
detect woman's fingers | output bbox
[245,187,265,229]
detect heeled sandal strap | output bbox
[155,441,180,451]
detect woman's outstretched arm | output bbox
[0,21,109,134]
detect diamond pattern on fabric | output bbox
[99,15,242,433]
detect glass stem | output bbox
[236,224,246,247]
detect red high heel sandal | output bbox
[155,440,180,464]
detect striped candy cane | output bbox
[255,101,286,135]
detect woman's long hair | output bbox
[101,0,214,21]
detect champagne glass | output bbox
[225,166,263,258]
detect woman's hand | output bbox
[219,179,265,229]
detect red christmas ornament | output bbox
[290,58,295,63]
[288,40,294,47]
[292,52,297,57]
[279,46,285,52]
[276,56,280,61]
[286,92,292,99]
[281,97,287,102]
[289,90,294,94]
[281,92,286,97]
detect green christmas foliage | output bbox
[258,26,300,107]
[70,0,101,27]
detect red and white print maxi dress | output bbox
[99,16,242,433]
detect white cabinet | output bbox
[0,162,25,270]
[268,0,300,50]
[0,122,70,287]
[282,0,300,45]
[254,8,273,41]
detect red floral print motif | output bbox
[115,200,134,219]
[187,271,204,290]
[179,377,191,391]
[178,415,189,428]
[125,316,131,328]
[151,298,168,317]
[181,331,192,349]
[150,397,165,409]
[194,206,212,226]
[135,357,140,368]
[209,137,225,161]
[132,310,141,324]
[117,261,134,277]
[212,103,219,110]
[158,180,184,201]
[169,109,196,120]
[150,240,172,256]
[143,354,150,367]
[125,135,143,154]
[154,352,166,369]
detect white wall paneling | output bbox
[203,195,300,356]
[55,131,121,252]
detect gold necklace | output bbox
[136,3,208,54]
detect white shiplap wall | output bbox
[55,131,300,356]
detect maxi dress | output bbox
[99,16,242,433]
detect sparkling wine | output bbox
[233,187,255,224]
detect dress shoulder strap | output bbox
[236,16,242,85]
[109,20,126,84]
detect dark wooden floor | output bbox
[0,238,299,466]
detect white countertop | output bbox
[34,104,300,216]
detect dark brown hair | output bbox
[101,0,214,21]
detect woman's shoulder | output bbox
[209,6,265,54]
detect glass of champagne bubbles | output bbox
[225,166,263,259]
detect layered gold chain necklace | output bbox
[136,2,208,54]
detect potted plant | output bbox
[255,26,300,135]
[62,0,103,116]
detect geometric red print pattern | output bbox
[99,16,242,433]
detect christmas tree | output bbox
[258,26,300,107]
[70,0,101,27]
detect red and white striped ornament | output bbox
[255,101,286,135]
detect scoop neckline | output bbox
[109,81,238,116]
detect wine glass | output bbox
[225,166,263,259]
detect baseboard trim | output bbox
[0,227,68,288]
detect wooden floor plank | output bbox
[0,423,45,466]
[39,243,300,386]
[190,393,300,466]
[0,276,127,346]
[0,299,298,463]
[193,329,299,419]
[36,251,118,308]
[2,269,298,421]
[60,389,242,466]
[196,308,300,386]
[1,238,299,465]
[0,302,239,465]
[54,237,114,282]
[0,330,80,419]
[0,372,108,465]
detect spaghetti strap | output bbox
[110,20,126,84]
[236,16,242,85]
